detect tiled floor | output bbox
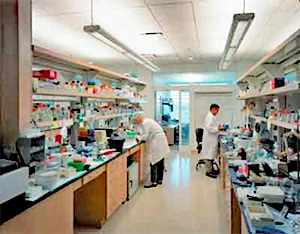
[75,147,230,234]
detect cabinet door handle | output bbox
[129,180,133,188]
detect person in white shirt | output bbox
[134,114,170,188]
[202,104,220,178]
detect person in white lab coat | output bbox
[134,114,170,188]
[202,104,220,178]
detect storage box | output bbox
[0,167,29,204]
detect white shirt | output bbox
[202,112,219,160]
[140,118,170,165]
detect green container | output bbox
[68,161,85,171]
[126,131,136,138]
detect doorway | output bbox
[155,90,190,147]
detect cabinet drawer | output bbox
[72,179,82,191]
[83,166,106,185]
[129,146,139,155]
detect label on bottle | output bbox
[53,121,59,128]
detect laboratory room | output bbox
[1,0,300,234]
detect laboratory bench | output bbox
[220,140,297,234]
[161,124,179,145]
[0,140,145,233]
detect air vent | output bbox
[141,32,163,36]
[140,32,166,41]
[141,54,157,59]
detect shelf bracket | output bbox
[245,77,262,90]
[237,82,249,92]
[261,64,284,79]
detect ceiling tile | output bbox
[146,0,191,5]
[274,0,300,13]
[193,0,242,18]
[32,14,126,62]
[33,0,146,15]
[32,0,300,66]
[32,0,90,14]
[150,2,194,21]
[163,19,196,35]
[96,0,145,9]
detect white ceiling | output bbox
[32,0,300,67]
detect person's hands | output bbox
[135,135,141,143]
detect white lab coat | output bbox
[140,118,170,165]
[139,118,170,185]
[202,112,219,160]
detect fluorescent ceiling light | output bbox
[230,21,249,47]
[144,64,158,72]
[221,61,231,70]
[88,31,126,54]
[125,52,146,66]
[225,48,237,61]
[84,25,160,72]
[219,13,255,70]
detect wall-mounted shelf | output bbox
[84,111,143,122]
[36,119,74,130]
[31,47,147,136]
[238,29,300,84]
[128,99,147,104]
[36,111,144,133]
[33,88,129,100]
[239,83,300,100]
[250,115,298,130]
[32,46,146,86]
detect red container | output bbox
[33,70,57,80]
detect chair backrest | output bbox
[195,128,204,143]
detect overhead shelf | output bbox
[36,119,74,130]
[33,88,129,100]
[32,45,146,86]
[239,83,300,100]
[84,111,143,122]
[238,29,300,83]
[36,111,144,132]
[250,115,298,130]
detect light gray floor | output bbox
[75,147,230,234]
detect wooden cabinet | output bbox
[106,153,128,218]
[129,145,140,155]
[119,154,128,202]
[74,166,106,228]
[131,143,145,182]
[139,144,145,182]
[72,179,83,192]
[82,166,106,185]
[0,186,74,234]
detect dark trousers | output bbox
[151,158,165,183]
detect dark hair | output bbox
[210,104,220,110]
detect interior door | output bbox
[155,90,190,146]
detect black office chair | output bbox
[195,128,205,170]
